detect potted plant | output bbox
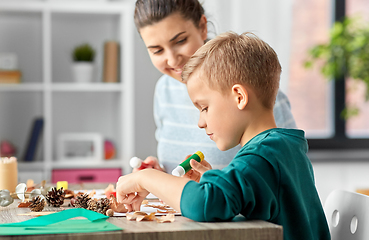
[305,16,369,118]
[71,43,96,83]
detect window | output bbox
[288,0,369,149]
[345,0,369,138]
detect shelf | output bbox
[0,83,44,92]
[51,159,124,169]
[51,83,123,92]
[18,161,45,171]
[1,0,135,180]
[0,83,123,92]
[0,1,131,13]
[49,2,131,14]
[0,2,43,12]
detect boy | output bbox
[116,32,330,240]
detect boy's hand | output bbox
[132,156,165,172]
[183,158,212,182]
[116,171,149,212]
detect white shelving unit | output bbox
[0,1,135,182]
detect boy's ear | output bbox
[232,84,248,110]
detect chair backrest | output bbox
[324,190,369,240]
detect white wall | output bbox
[310,150,369,205]
[134,30,161,160]
[202,0,293,93]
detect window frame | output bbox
[307,0,369,150]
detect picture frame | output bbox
[57,133,103,162]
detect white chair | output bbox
[324,190,369,240]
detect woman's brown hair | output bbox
[134,0,205,31]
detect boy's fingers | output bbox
[132,198,144,211]
[201,159,213,169]
[190,159,211,174]
[116,190,136,204]
[124,204,133,212]
[183,169,193,178]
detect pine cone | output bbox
[87,199,97,211]
[46,187,65,207]
[74,193,91,209]
[30,196,45,212]
[96,198,111,215]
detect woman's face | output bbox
[140,12,208,82]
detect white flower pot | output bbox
[72,62,94,83]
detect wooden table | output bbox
[0,184,283,240]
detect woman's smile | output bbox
[140,12,207,82]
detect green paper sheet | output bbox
[0,208,122,236]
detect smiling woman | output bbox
[139,12,207,81]
[133,0,297,173]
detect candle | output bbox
[0,157,18,192]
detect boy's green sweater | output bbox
[180,128,330,240]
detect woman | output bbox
[134,0,296,173]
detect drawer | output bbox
[52,168,122,183]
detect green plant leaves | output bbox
[304,15,369,116]
[73,44,95,62]
[305,16,369,79]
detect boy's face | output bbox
[186,72,245,151]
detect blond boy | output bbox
[117,32,330,240]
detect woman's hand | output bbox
[132,156,165,172]
[116,171,149,212]
[183,158,212,182]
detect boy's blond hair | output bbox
[182,32,281,109]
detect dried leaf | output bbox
[109,195,128,213]
[157,209,177,214]
[104,184,114,194]
[136,212,156,222]
[126,212,136,221]
[64,194,74,199]
[88,189,96,198]
[134,211,148,215]
[17,201,32,208]
[126,211,150,221]
[26,179,34,189]
[156,214,175,223]
[104,184,116,198]
[26,187,35,193]
[63,189,75,199]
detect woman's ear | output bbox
[199,14,208,41]
[232,84,248,110]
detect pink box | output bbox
[52,168,122,183]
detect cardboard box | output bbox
[103,41,119,83]
[0,70,21,84]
